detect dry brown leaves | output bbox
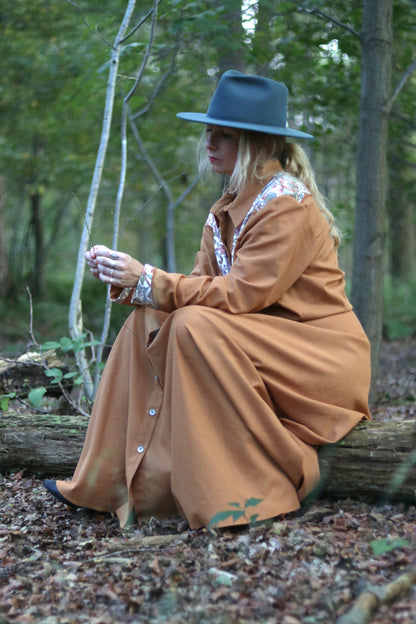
[1,478,415,623]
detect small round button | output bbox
[137,445,144,453]
[149,409,157,416]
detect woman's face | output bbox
[205,125,240,176]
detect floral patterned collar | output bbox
[206,170,311,276]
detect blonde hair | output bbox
[198,128,341,249]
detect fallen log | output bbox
[0,414,415,503]
[0,352,70,398]
[316,419,416,502]
[0,413,88,476]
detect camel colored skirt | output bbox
[57,305,371,528]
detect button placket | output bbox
[126,328,166,489]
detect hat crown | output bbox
[207,70,288,129]
[177,70,313,140]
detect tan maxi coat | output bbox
[57,166,371,529]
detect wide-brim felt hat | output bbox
[177,70,313,140]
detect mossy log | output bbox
[316,419,416,502]
[0,413,88,476]
[0,414,415,504]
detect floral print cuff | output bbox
[109,286,132,304]
[131,264,156,307]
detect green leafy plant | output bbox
[0,392,17,411]
[44,367,84,387]
[208,498,263,528]
[369,537,411,556]
[40,334,101,388]
[27,387,47,409]
[34,333,102,414]
[40,334,101,356]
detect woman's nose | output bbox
[205,133,216,150]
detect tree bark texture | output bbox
[0,176,11,298]
[316,419,416,502]
[388,156,415,279]
[351,0,393,402]
[0,415,415,505]
[0,414,88,477]
[29,191,45,299]
[215,0,245,74]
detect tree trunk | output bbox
[1,415,415,504]
[213,0,245,74]
[387,156,415,279]
[68,0,139,402]
[29,191,45,298]
[0,176,11,298]
[251,1,275,75]
[351,0,393,403]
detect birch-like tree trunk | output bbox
[67,0,138,401]
[93,2,160,394]
[351,0,393,403]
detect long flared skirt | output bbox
[57,305,371,529]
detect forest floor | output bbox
[1,338,416,624]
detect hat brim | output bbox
[177,112,314,140]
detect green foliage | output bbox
[44,367,84,387]
[37,334,102,401]
[208,497,263,528]
[41,334,101,356]
[383,275,416,340]
[0,393,16,411]
[28,387,47,409]
[0,1,102,188]
[369,537,411,556]
[0,332,103,413]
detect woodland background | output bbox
[0,0,415,393]
[0,2,416,623]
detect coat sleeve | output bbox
[149,195,327,314]
[108,214,219,306]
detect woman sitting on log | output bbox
[44,70,371,528]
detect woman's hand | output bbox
[85,245,143,289]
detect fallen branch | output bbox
[60,533,186,570]
[103,532,184,553]
[336,564,416,624]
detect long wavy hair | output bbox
[198,128,341,249]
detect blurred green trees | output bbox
[0,0,414,365]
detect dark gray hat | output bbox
[177,70,313,140]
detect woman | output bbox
[44,70,371,529]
